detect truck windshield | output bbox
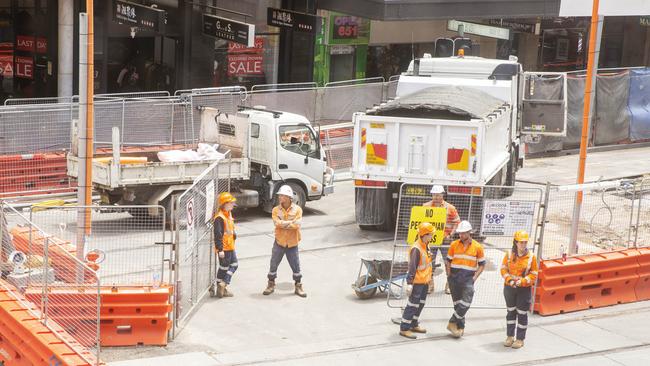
[279,125,320,159]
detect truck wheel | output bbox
[359,224,377,231]
[376,188,396,232]
[287,182,306,210]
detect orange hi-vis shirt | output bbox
[272,203,303,248]
[500,250,538,287]
[446,239,486,279]
[408,239,433,285]
[423,200,460,237]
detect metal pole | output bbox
[76,13,88,261]
[569,1,601,254]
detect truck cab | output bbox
[234,107,334,211]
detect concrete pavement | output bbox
[96,146,650,365]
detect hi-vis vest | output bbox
[411,240,433,285]
[500,250,538,287]
[216,210,235,251]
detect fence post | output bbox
[42,236,50,326]
[632,179,645,248]
[536,182,552,260]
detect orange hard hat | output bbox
[218,192,237,206]
[514,230,529,242]
[418,222,435,236]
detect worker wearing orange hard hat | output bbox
[212,192,238,298]
[501,230,538,349]
[399,222,434,339]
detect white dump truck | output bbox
[68,106,334,216]
[352,55,567,230]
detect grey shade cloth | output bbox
[594,72,630,145]
[368,85,506,120]
[629,69,650,142]
[564,76,586,149]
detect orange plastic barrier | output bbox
[0,282,103,366]
[11,226,97,284]
[0,152,71,195]
[26,286,173,347]
[636,247,650,301]
[534,249,640,316]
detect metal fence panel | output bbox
[539,180,638,259]
[27,205,167,286]
[248,88,317,123]
[320,123,353,180]
[318,83,384,126]
[1,203,101,365]
[387,184,543,309]
[632,178,650,247]
[173,160,229,336]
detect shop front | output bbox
[0,0,57,100]
[313,11,370,85]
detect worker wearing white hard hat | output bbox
[263,185,307,298]
[423,184,460,295]
[445,220,486,338]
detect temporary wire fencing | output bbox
[26,205,168,287]
[172,159,230,336]
[539,177,650,259]
[0,76,397,198]
[387,184,544,309]
[1,202,101,365]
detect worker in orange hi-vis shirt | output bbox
[501,230,538,350]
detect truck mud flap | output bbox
[355,187,389,226]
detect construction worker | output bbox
[445,220,485,338]
[213,192,238,298]
[423,185,460,294]
[501,230,538,349]
[399,222,434,339]
[263,185,306,297]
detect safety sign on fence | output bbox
[186,198,195,258]
[205,180,215,224]
[406,206,447,245]
[480,199,536,236]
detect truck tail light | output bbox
[355,180,387,188]
[447,185,483,196]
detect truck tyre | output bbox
[286,182,306,210]
[376,188,396,232]
[359,224,377,231]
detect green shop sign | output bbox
[326,12,370,45]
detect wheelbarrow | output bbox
[351,250,408,300]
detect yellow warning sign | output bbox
[407,206,447,245]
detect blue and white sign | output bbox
[480,200,536,236]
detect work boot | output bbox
[399,330,417,339]
[447,322,461,338]
[223,286,233,297]
[411,325,427,334]
[445,282,451,295]
[427,281,435,294]
[263,280,275,296]
[458,328,465,337]
[504,336,515,347]
[511,340,524,349]
[216,282,226,298]
[294,283,307,298]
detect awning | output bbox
[317,0,561,21]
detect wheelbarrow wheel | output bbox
[354,275,378,299]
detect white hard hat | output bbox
[456,220,473,233]
[277,185,294,199]
[430,185,445,194]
